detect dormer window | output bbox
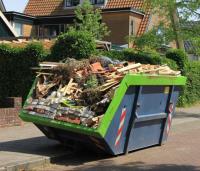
[90,0,105,5]
[65,0,80,7]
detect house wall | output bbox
[23,24,36,37]
[147,13,178,49]
[102,12,143,45]
[129,13,143,36]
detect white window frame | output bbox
[14,22,23,37]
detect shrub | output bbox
[51,30,96,61]
[178,61,200,106]
[123,49,162,64]
[166,49,188,75]
[0,42,46,102]
[24,42,47,61]
[102,48,163,65]
[161,57,178,70]
[101,50,125,61]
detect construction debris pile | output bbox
[24,57,181,128]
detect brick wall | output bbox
[0,97,23,127]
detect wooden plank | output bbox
[117,63,141,73]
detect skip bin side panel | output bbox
[128,119,163,150]
[127,86,170,152]
[137,86,170,116]
[104,86,136,155]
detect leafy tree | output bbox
[130,23,174,50]
[73,0,110,40]
[145,0,200,49]
[192,37,200,57]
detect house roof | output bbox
[0,0,6,12]
[0,11,18,37]
[24,0,151,36]
[105,0,144,9]
[24,0,67,16]
[24,0,146,16]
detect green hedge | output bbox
[166,49,188,75]
[178,61,200,106]
[0,43,46,102]
[50,30,96,61]
[102,49,178,69]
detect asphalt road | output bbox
[34,106,200,171]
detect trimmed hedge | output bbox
[166,49,188,75]
[178,61,200,106]
[102,49,178,69]
[0,43,46,102]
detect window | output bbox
[65,0,80,7]
[38,24,67,37]
[14,22,23,36]
[130,20,135,35]
[90,0,104,5]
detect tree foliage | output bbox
[135,0,200,51]
[192,37,200,57]
[73,0,110,40]
[51,29,96,60]
[130,23,174,50]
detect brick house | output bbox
[2,0,162,46]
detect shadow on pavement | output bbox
[175,112,200,119]
[41,147,200,171]
[0,136,68,156]
[71,161,200,171]
[0,136,111,162]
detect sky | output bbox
[3,0,28,12]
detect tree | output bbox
[73,0,110,40]
[134,0,197,49]
[141,0,200,50]
[130,23,174,50]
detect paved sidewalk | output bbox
[0,124,71,171]
[0,105,200,171]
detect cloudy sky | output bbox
[3,0,28,12]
